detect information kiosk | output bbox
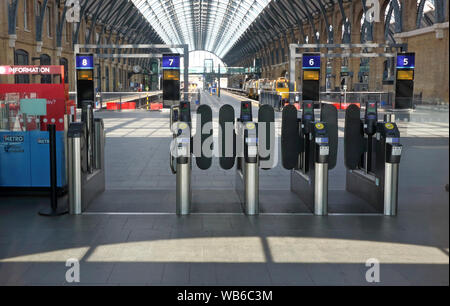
[0,65,69,191]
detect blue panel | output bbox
[20,99,47,116]
[303,55,321,69]
[29,131,66,187]
[76,55,94,70]
[397,53,415,69]
[162,55,180,70]
[0,132,31,187]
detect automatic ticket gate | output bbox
[170,100,275,216]
[235,102,259,215]
[345,101,403,216]
[170,102,193,215]
[67,99,106,214]
[281,101,338,215]
[223,101,275,215]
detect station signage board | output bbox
[162,55,180,70]
[396,53,415,69]
[302,54,321,70]
[76,54,94,70]
[0,66,62,75]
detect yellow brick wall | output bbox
[399,28,449,103]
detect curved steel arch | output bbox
[224,0,323,64]
[131,0,271,58]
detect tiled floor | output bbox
[0,93,448,286]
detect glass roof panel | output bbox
[131,0,271,58]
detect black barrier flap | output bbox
[195,105,213,170]
[219,104,236,170]
[281,105,300,170]
[321,104,338,170]
[258,105,275,170]
[344,104,365,170]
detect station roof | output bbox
[81,0,419,65]
[131,0,271,58]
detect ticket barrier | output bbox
[67,101,105,215]
[170,102,193,215]
[281,101,338,215]
[170,100,275,216]
[233,102,275,215]
[345,101,402,216]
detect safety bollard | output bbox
[39,124,68,217]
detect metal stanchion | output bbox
[384,162,399,216]
[314,163,329,216]
[39,124,68,216]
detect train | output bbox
[242,77,293,104]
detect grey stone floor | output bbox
[0,93,448,286]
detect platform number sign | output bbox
[76,55,94,70]
[397,53,415,69]
[303,54,321,70]
[163,55,180,70]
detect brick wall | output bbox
[395,24,449,103]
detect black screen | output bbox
[77,80,94,108]
[163,80,181,101]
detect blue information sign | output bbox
[397,53,415,69]
[76,55,94,70]
[303,55,321,69]
[163,55,180,70]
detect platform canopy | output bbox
[131,0,271,58]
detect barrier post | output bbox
[39,124,68,216]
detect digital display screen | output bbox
[303,70,320,81]
[367,103,377,113]
[316,137,329,144]
[397,53,415,69]
[397,70,414,80]
[163,55,180,69]
[77,70,93,81]
[163,70,180,81]
[76,55,94,70]
[303,55,321,69]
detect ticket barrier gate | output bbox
[170,101,275,216]
[345,102,403,216]
[170,102,193,215]
[235,103,259,215]
[281,101,338,215]
[67,101,105,214]
[219,102,276,215]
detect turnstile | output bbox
[345,101,403,216]
[170,102,193,215]
[170,100,275,216]
[227,102,275,215]
[67,102,105,215]
[235,102,260,215]
[281,101,338,215]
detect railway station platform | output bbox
[0,93,448,286]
